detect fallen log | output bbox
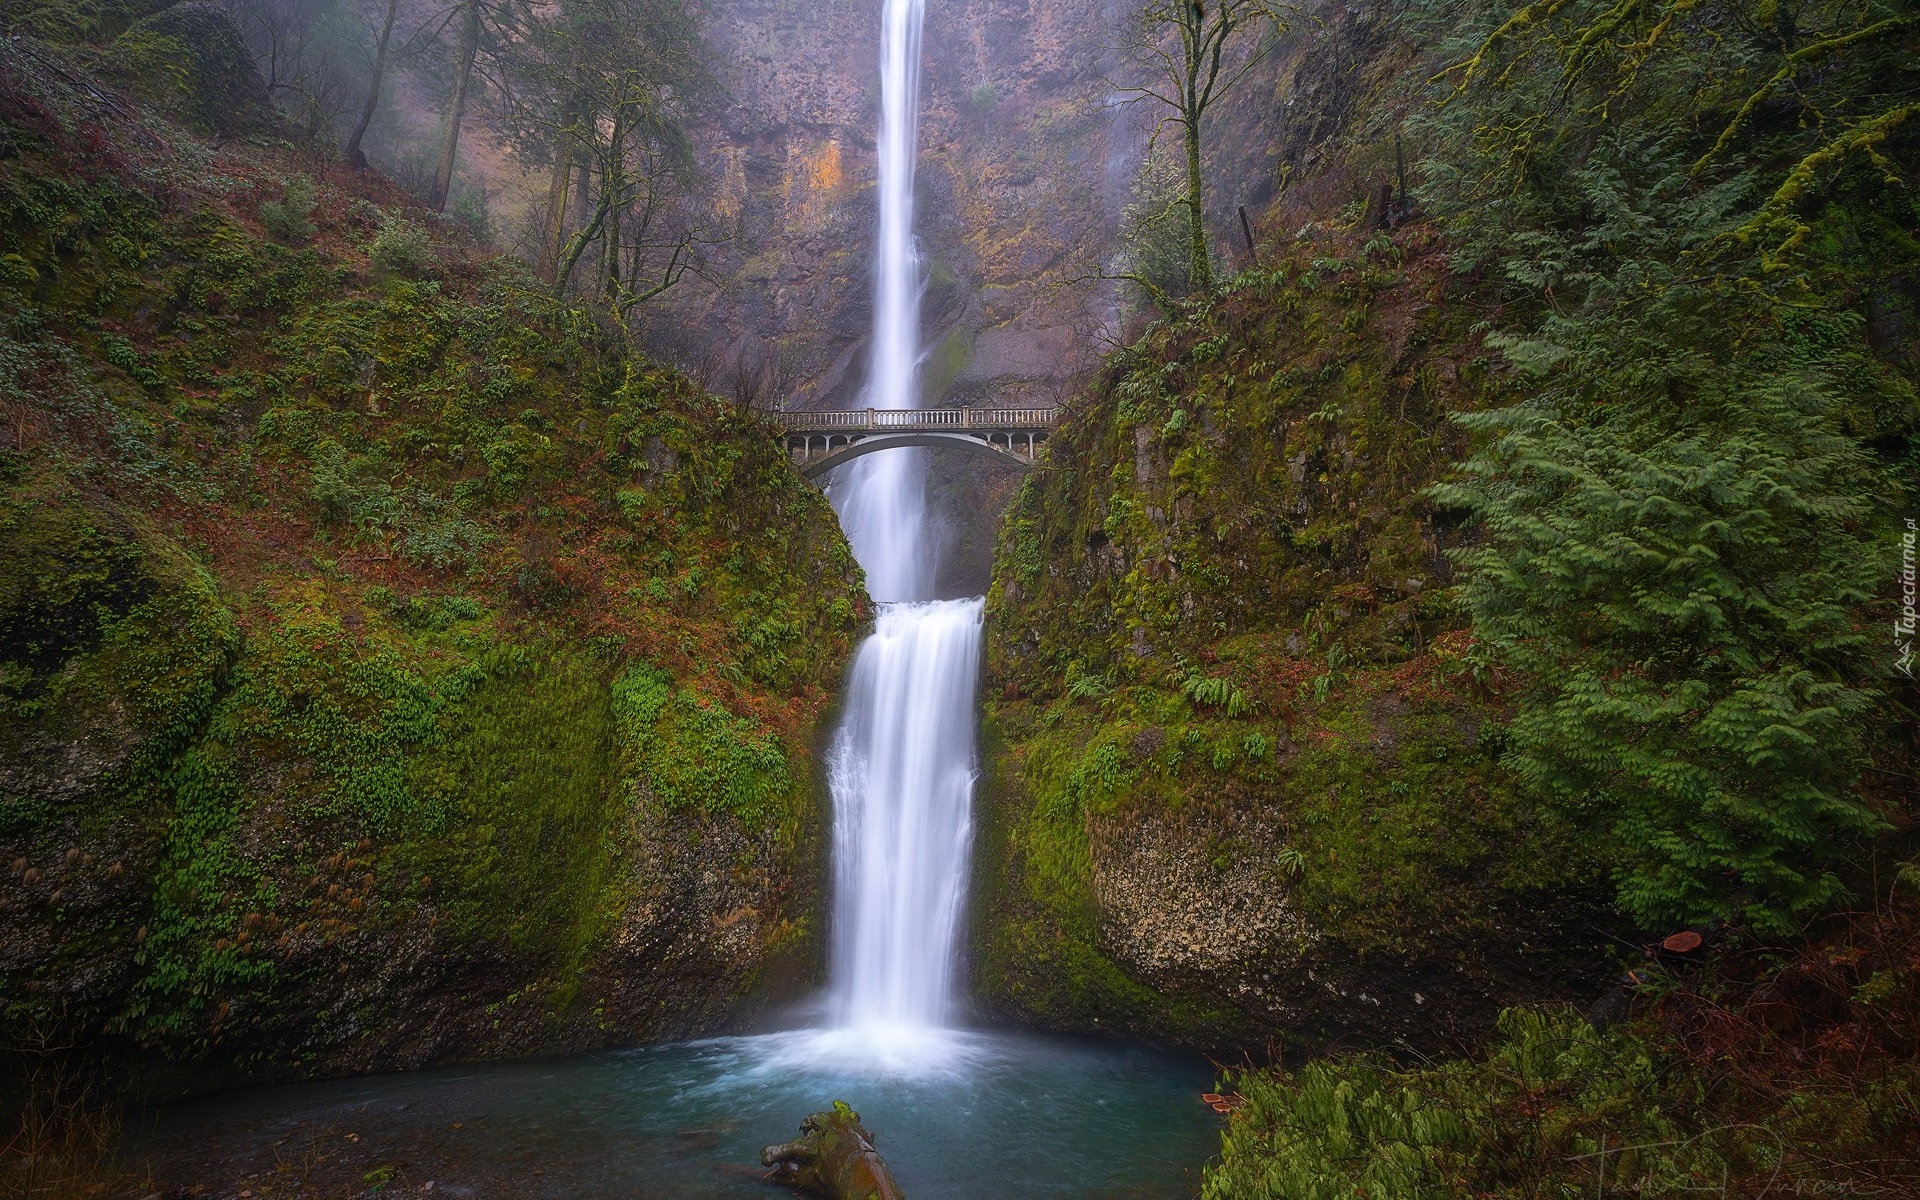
[761,1101,905,1200]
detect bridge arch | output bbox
[795,431,1035,480]
[776,407,1059,482]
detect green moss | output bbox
[969,713,1244,1041]
[0,478,238,828]
[976,240,1598,1039]
[613,664,791,824]
[0,53,864,1073]
[917,322,975,406]
[397,648,620,966]
[1,478,238,1036]
[124,743,277,1048]
[1273,689,1580,952]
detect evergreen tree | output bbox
[1423,0,1917,930]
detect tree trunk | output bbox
[571,155,592,240]
[1183,112,1211,294]
[599,119,627,305]
[430,0,480,212]
[541,140,571,282]
[542,94,582,283]
[552,189,610,299]
[345,0,401,166]
[540,48,584,283]
[603,196,621,301]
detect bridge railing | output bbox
[774,407,1060,433]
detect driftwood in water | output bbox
[761,1101,905,1200]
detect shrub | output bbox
[370,213,432,274]
[259,177,318,243]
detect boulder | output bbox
[108,1,275,137]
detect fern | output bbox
[1183,671,1252,717]
[1409,0,1910,933]
[1066,672,1111,701]
[259,177,318,243]
[1438,352,1888,932]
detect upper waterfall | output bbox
[829,0,933,604]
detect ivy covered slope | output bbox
[978,0,1916,1060]
[1192,0,1920,1180]
[973,228,1618,1052]
[0,27,864,1082]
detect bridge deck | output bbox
[774,406,1059,432]
[775,407,1062,479]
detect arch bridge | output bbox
[775,407,1060,481]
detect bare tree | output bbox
[713,338,806,410]
[429,0,481,209]
[1119,0,1291,295]
[762,339,808,411]
[226,0,366,140]
[725,340,768,410]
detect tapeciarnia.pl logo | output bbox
[1898,518,1916,679]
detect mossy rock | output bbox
[0,57,864,1088]
[973,236,1623,1054]
[105,1,276,138]
[0,475,238,1037]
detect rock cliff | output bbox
[678,0,1131,411]
[970,226,1624,1054]
[0,24,864,1089]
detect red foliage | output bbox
[1645,895,1920,1175]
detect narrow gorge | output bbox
[2,0,1915,1195]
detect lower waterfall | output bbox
[826,597,984,1037]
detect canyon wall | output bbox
[0,29,865,1089]
[676,0,1135,411]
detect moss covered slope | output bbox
[974,229,1618,1053]
[0,30,864,1083]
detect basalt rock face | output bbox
[681,0,1124,413]
[970,226,1623,1056]
[680,1,1430,592]
[682,1,1420,409]
[0,35,863,1089]
[678,0,1622,1054]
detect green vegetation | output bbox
[987,0,1915,1065]
[977,234,1607,1048]
[613,662,791,821]
[1012,0,1915,1188]
[1417,0,1914,934]
[0,19,862,1082]
[1206,898,1920,1197]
